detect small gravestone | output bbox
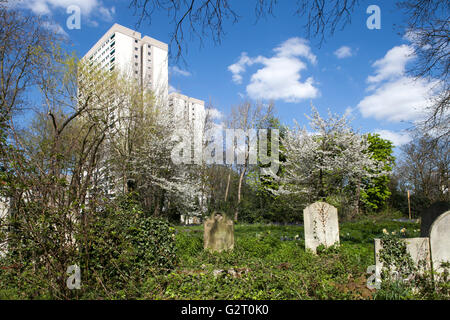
[429,210,450,275]
[420,201,450,237]
[303,202,339,253]
[204,212,234,252]
[374,237,431,278]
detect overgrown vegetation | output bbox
[0,4,448,300]
[2,218,448,300]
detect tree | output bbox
[247,116,286,200]
[360,133,395,212]
[0,6,60,146]
[396,133,449,204]
[227,100,274,221]
[274,106,385,218]
[398,1,449,139]
[128,98,203,218]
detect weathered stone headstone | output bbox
[374,237,431,278]
[204,212,234,252]
[420,201,450,237]
[303,202,339,253]
[429,210,450,274]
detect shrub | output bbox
[82,194,178,297]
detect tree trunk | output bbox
[224,172,231,202]
[353,179,361,218]
[234,166,246,221]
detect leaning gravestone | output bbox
[303,202,339,253]
[420,201,450,237]
[204,212,234,252]
[374,237,431,279]
[429,210,450,275]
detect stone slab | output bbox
[303,201,339,253]
[430,210,450,275]
[374,237,431,282]
[420,201,450,237]
[204,212,234,252]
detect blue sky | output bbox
[11,0,441,150]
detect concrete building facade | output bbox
[83,23,206,125]
[83,23,169,100]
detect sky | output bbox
[8,0,442,151]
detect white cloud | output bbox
[97,5,115,21]
[170,66,192,77]
[357,45,440,123]
[10,0,115,23]
[358,76,438,122]
[334,46,353,59]
[228,52,253,84]
[367,45,414,84]
[374,129,412,147]
[206,108,223,120]
[344,106,354,117]
[168,85,180,94]
[19,0,100,15]
[228,37,319,103]
[42,21,69,37]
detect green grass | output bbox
[139,219,423,300]
[3,218,445,300]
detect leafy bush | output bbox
[84,195,177,297]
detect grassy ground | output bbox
[139,219,424,300]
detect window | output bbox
[135,47,138,51]
[135,55,138,59]
[135,39,138,43]
[110,34,115,39]
[110,49,115,55]
[148,52,151,56]
[135,63,138,66]
[110,41,115,47]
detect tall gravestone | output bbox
[204,212,234,252]
[429,210,450,275]
[303,202,340,253]
[420,201,450,237]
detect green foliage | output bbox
[84,194,177,296]
[0,193,178,299]
[361,134,395,212]
[378,233,416,282]
[2,217,449,300]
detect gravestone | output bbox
[420,201,450,237]
[374,237,431,278]
[429,210,450,274]
[204,212,234,252]
[303,202,339,253]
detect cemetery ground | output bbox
[1,210,448,300]
[140,218,449,300]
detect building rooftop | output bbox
[83,23,168,60]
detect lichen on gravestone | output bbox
[203,211,234,252]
